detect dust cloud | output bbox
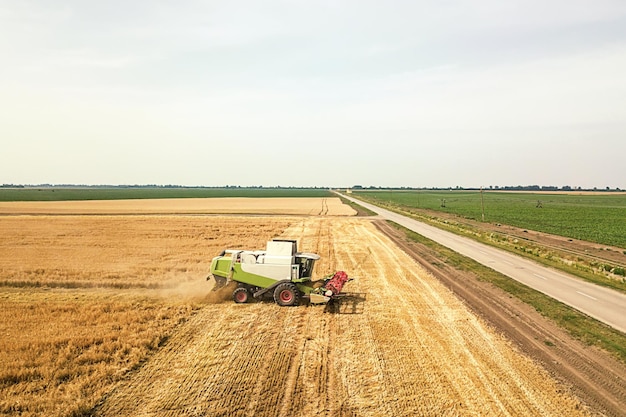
[154,277,235,304]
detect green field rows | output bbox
[354,191,626,248]
[0,187,333,202]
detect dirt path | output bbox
[95,218,592,416]
[375,220,626,417]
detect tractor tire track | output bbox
[95,218,595,416]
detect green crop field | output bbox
[354,190,626,248]
[0,187,333,202]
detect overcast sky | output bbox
[1,1,625,188]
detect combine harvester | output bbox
[207,239,351,306]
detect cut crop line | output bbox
[576,291,597,301]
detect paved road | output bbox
[341,193,626,334]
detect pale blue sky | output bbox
[1,1,625,188]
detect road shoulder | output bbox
[374,219,626,417]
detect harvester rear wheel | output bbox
[233,287,250,304]
[274,283,301,307]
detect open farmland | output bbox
[0,200,598,416]
[0,215,297,288]
[353,190,626,248]
[95,217,590,416]
[350,191,626,293]
[0,187,333,202]
[0,290,197,416]
[0,197,355,216]
[0,213,296,416]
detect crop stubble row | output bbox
[0,206,594,416]
[0,214,295,416]
[96,217,591,416]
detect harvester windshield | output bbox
[297,254,318,279]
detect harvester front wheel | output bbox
[274,283,300,307]
[233,287,250,304]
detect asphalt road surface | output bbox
[341,193,626,334]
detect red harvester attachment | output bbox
[324,271,350,295]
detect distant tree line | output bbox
[0,184,331,189]
[351,185,622,192]
[1,184,622,192]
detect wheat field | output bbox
[0,197,356,216]
[0,214,292,416]
[0,200,594,416]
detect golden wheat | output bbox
[0,207,593,416]
[0,214,293,416]
[0,197,356,216]
[96,217,592,417]
[0,215,293,288]
[0,290,198,417]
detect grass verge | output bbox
[356,190,626,248]
[389,221,626,365]
[361,198,626,294]
[337,196,378,216]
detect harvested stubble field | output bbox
[0,200,593,416]
[0,197,355,216]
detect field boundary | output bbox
[344,193,626,294]
[374,220,626,417]
[349,190,626,248]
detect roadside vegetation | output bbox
[355,190,626,248]
[351,191,626,293]
[336,195,378,216]
[389,222,626,365]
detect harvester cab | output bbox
[207,239,351,306]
